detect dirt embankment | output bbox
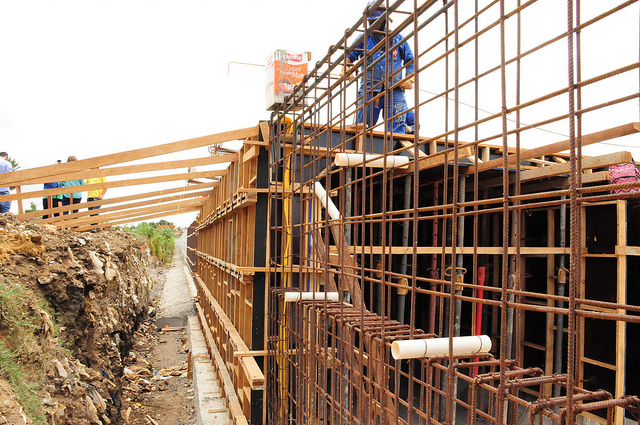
[0,214,156,424]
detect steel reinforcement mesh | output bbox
[267,1,640,424]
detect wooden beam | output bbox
[18,153,238,187]
[50,195,206,228]
[242,146,257,163]
[614,200,626,424]
[193,274,265,390]
[328,245,571,255]
[17,182,215,221]
[466,122,640,174]
[398,139,427,157]
[64,199,204,230]
[195,303,248,425]
[520,151,632,182]
[258,121,271,144]
[279,143,356,157]
[0,170,223,203]
[75,206,202,232]
[0,126,258,186]
[520,170,609,193]
[480,152,632,189]
[405,145,474,172]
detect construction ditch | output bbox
[0,213,196,425]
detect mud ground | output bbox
[0,214,196,425]
[120,267,196,425]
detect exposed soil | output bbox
[119,274,196,425]
[0,213,196,425]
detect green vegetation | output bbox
[124,220,178,263]
[7,157,20,191]
[0,276,51,425]
[6,157,20,172]
[26,202,38,213]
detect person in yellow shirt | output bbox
[86,171,107,230]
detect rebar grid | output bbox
[267,1,640,424]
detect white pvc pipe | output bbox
[283,292,340,302]
[391,335,492,360]
[335,153,410,169]
[314,181,341,221]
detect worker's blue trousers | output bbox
[0,191,9,213]
[356,88,408,134]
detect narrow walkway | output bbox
[158,234,196,318]
[157,233,229,425]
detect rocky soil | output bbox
[0,213,194,425]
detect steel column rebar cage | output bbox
[267,1,640,425]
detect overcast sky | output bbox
[0,0,638,227]
[0,0,365,226]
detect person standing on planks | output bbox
[42,181,59,219]
[0,152,13,213]
[86,169,107,231]
[42,159,63,219]
[343,0,415,134]
[61,156,85,215]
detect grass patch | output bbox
[0,277,50,425]
[124,221,178,264]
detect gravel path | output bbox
[157,233,196,318]
[154,233,228,424]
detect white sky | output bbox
[0,0,365,226]
[0,0,638,227]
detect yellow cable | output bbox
[278,115,294,418]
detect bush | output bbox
[124,221,176,263]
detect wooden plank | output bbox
[233,350,268,358]
[615,200,626,425]
[519,151,632,182]
[0,126,258,186]
[59,198,205,230]
[17,182,216,221]
[242,146,257,163]
[259,121,271,144]
[70,201,203,231]
[16,187,24,215]
[196,251,267,276]
[466,122,640,174]
[74,205,202,232]
[193,274,265,390]
[616,245,640,256]
[481,153,631,189]
[405,145,474,173]
[34,188,210,224]
[195,302,248,425]
[327,245,571,255]
[280,143,356,157]
[0,170,224,203]
[9,153,238,187]
[544,209,556,397]
[518,171,608,194]
[398,140,427,157]
[527,157,557,166]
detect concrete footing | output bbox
[187,316,229,425]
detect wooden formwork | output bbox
[262,1,640,423]
[189,123,271,424]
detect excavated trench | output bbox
[0,214,195,425]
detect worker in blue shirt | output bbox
[0,152,13,213]
[345,1,415,134]
[42,181,59,219]
[61,156,85,215]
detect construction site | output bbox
[1,1,640,424]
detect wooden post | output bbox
[16,186,23,215]
[615,200,627,425]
